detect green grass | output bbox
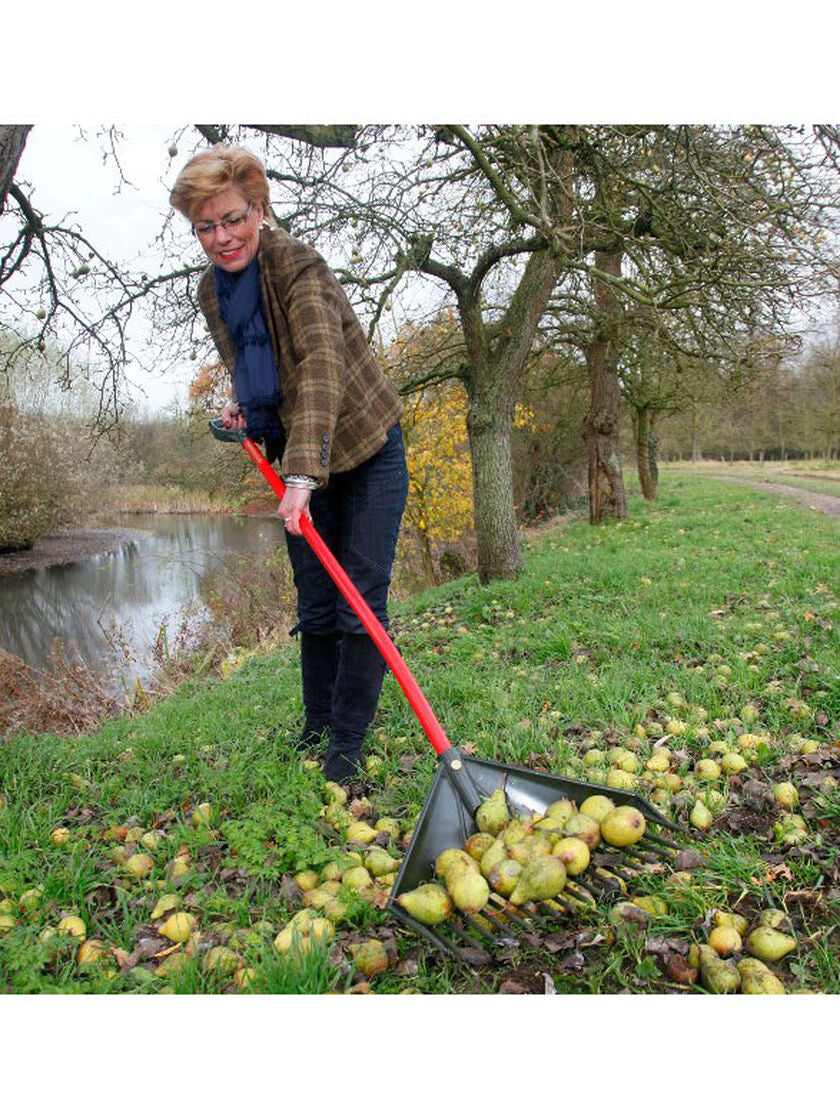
[1,475,838,994]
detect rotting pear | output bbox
[349,938,389,978]
[509,854,567,906]
[159,912,196,943]
[345,820,379,845]
[506,834,553,864]
[551,836,590,876]
[712,910,748,937]
[396,882,453,926]
[294,870,320,892]
[435,848,478,879]
[341,867,373,892]
[486,859,523,898]
[773,782,799,810]
[698,944,741,994]
[463,832,496,862]
[757,908,793,933]
[563,813,601,851]
[600,805,646,848]
[475,788,510,836]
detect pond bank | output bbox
[0,529,138,576]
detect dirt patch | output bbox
[0,528,137,576]
[702,475,840,518]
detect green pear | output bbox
[486,859,523,898]
[757,908,793,933]
[435,848,478,879]
[551,836,590,876]
[509,854,567,905]
[479,837,507,877]
[773,782,799,810]
[364,848,400,877]
[475,788,509,836]
[698,944,741,994]
[506,834,553,864]
[463,832,496,861]
[738,956,786,994]
[563,813,601,850]
[744,926,797,963]
[690,800,713,831]
[396,883,453,926]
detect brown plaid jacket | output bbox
[198,226,402,484]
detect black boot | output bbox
[324,633,386,783]
[296,632,340,752]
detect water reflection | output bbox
[0,514,285,692]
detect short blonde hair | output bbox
[169,144,276,226]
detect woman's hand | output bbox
[221,403,247,431]
[279,486,311,536]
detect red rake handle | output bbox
[241,435,455,757]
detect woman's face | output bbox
[193,187,264,272]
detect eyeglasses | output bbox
[192,202,253,238]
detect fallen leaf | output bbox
[675,849,704,871]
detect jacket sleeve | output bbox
[276,253,347,483]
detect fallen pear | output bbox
[551,836,590,876]
[50,827,70,846]
[349,938,389,978]
[204,946,240,974]
[600,805,646,847]
[698,944,741,994]
[744,926,797,963]
[606,769,636,791]
[192,802,213,826]
[56,915,86,940]
[77,939,107,967]
[463,832,496,861]
[323,781,348,806]
[720,753,747,775]
[708,925,742,956]
[396,882,453,926]
[738,957,786,994]
[302,886,341,908]
[486,859,523,898]
[294,870,320,892]
[712,910,748,937]
[475,788,510,836]
[690,800,713,831]
[694,758,721,782]
[577,795,615,823]
[507,834,553,864]
[124,853,155,878]
[364,848,400,877]
[345,821,379,845]
[563,813,601,851]
[448,872,490,914]
[509,854,567,906]
[341,867,373,891]
[479,837,507,877]
[757,908,793,933]
[159,912,197,943]
[773,782,799,810]
[631,895,668,917]
[435,848,478,879]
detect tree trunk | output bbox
[0,125,32,214]
[636,406,659,500]
[462,248,563,583]
[584,248,627,524]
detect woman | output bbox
[170,144,408,785]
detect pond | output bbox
[0,514,287,695]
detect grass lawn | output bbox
[1,474,838,997]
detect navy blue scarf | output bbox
[214,258,284,444]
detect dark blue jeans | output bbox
[285,423,408,635]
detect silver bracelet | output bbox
[283,474,319,490]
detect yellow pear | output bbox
[448,872,490,914]
[50,827,70,846]
[396,883,452,926]
[463,832,496,861]
[192,802,213,826]
[124,853,155,878]
[77,939,106,967]
[709,925,742,956]
[578,795,615,823]
[294,870,320,892]
[479,836,507,877]
[738,957,786,994]
[323,781,347,806]
[341,866,373,891]
[435,848,478,879]
[364,848,400,877]
[745,926,797,963]
[349,938,389,978]
[151,894,182,920]
[159,912,196,943]
[506,834,553,864]
[552,836,590,876]
[690,800,713,831]
[563,813,601,851]
[204,946,241,974]
[57,915,86,939]
[600,805,646,847]
[712,910,748,937]
[545,798,577,826]
[509,854,567,905]
[345,821,378,845]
